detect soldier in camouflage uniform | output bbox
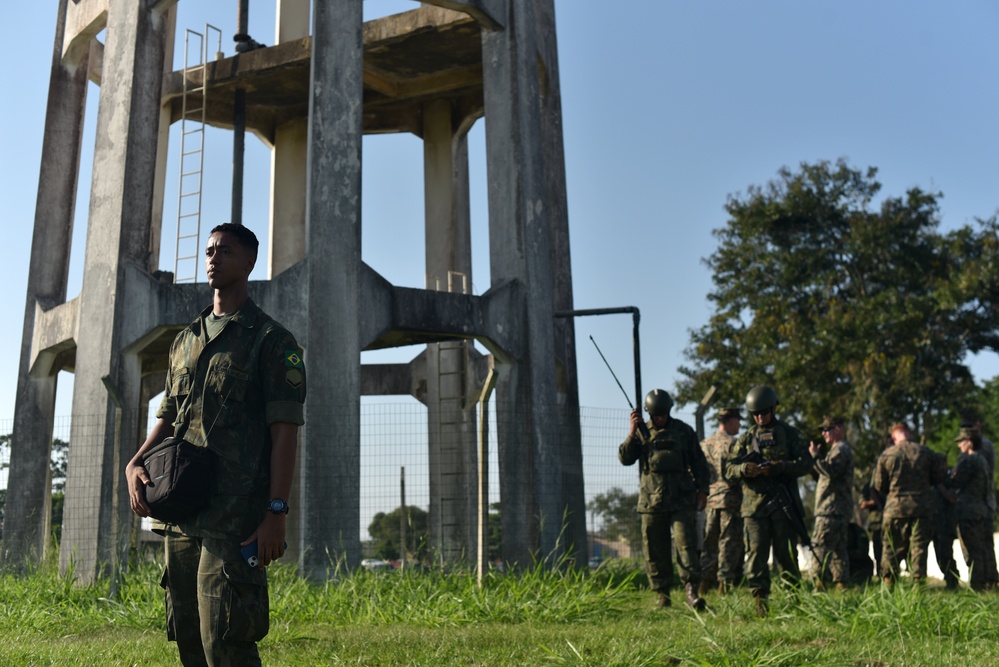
[619,389,710,610]
[808,416,854,589]
[126,224,306,666]
[698,407,744,597]
[724,385,812,617]
[872,422,944,585]
[948,428,994,591]
[961,413,997,589]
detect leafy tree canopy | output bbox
[677,159,999,471]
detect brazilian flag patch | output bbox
[284,350,303,368]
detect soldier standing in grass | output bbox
[724,385,812,617]
[619,389,710,610]
[126,224,306,666]
[872,422,944,586]
[808,416,854,590]
[947,427,994,591]
[961,412,997,589]
[698,407,744,597]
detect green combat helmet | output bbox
[644,389,674,416]
[745,385,779,413]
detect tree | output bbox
[677,160,998,471]
[587,487,641,554]
[368,506,429,561]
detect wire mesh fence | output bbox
[0,405,643,559]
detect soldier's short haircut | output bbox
[211,223,259,261]
[889,421,910,435]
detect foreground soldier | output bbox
[808,416,854,589]
[698,407,744,596]
[724,385,812,617]
[872,422,944,586]
[126,224,306,666]
[619,389,710,609]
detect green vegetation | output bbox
[3,556,999,666]
[677,159,999,473]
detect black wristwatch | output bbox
[266,498,290,515]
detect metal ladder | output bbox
[173,25,222,283]
[428,271,470,562]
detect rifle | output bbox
[590,336,651,441]
[732,450,811,548]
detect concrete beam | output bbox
[414,0,507,30]
[63,0,107,65]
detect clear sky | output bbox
[1,0,998,429]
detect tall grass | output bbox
[3,555,999,666]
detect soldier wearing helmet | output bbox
[723,385,812,616]
[619,389,710,610]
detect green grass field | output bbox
[2,557,998,666]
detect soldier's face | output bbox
[205,232,254,289]
[752,410,774,427]
[722,417,740,436]
[821,425,841,443]
[651,414,669,428]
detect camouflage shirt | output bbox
[154,299,306,539]
[872,439,943,521]
[950,451,992,522]
[724,419,812,518]
[619,417,709,513]
[700,428,742,511]
[812,439,855,518]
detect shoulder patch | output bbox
[284,350,303,368]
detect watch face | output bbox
[269,499,288,513]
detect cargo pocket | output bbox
[220,561,270,643]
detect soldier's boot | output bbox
[752,592,768,618]
[685,583,707,611]
[834,582,849,593]
[718,581,731,595]
[697,580,713,599]
[656,591,671,608]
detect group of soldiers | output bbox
[618,385,998,617]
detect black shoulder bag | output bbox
[142,436,214,524]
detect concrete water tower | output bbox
[2,0,584,582]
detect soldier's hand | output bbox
[628,409,641,438]
[744,462,762,478]
[125,459,151,517]
[859,499,876,510]
[808,441,821,458]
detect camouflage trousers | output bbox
[641,508,701,593]
[881,516,932,582]
[811,515,850,584]
[700,507,744,587]
[957,517,997,591]
[163,534,269,667]
[744,511,800,598]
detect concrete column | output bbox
[481,0,565,565]
[423,99,477,561]
[301,0,364,577]
[535,0,586,566]
[60,0,170,581]
[2,0,91,571]
[268,0,310,277]
[269,119,308,276]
